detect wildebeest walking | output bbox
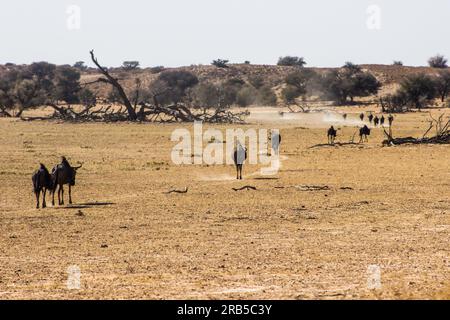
[359,113,365,121]
[51,156,82,206]
[270,130,281,155]
[327,126,337,145]
[373,116,380,126]
[233,143,247,180]
[359,125,371,143]
[32,164,53,209]
[368,114,374,123]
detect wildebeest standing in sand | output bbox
[327,126,337,145]
[360,113,365,121]
[380,115,385,126]
[374,116,380,126]
[368,114,374,123]
[51,156,82,206]
[270,130,281,155]
[343,113,347,120]
[32,164,53,209]
[359,125,371,143]
[233,143,247,180]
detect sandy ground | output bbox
[0,107,449,299]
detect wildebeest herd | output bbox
[31,113,395,207]
[329,112,395,145]
[32,156,82,209]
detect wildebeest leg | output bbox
[57,185,61,205]
[239,165,243,180]
[35,190,40,209]
[52,188,55,206]
[60,185,65,205]
[69,185,72,204]
[42,188,47,208]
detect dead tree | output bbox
[89,50,138,121]
[382,113,450,146]
[21,51,249,123]
[0,106,12,117]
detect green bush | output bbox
[277,56,306,67]
[400,74,436,109]
[428,55,448,68]
[256,86,277,106]
[212,59,229,68]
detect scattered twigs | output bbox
[280,103,311,116]
[137,103,248,123]
[309,142,359,149]
[295,185,330,191]
[165,187,189,194]
[232,186,257,191]
[382,113,450,146]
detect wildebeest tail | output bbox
[52,167,59,192]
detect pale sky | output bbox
[1,0,449,67]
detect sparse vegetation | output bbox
[320,63,380,105]
[152,70,199,105]
[78,88,97,107]
[434,70,450,102]
[122,61,140,71]
[277,56,306,67]
[255,85,277,106]
[428,54,448,68]
[399,73,436,110]
[281,69,317,104]
[150,66,165,74]
[211,59,229,68]
[2,52,450,121]
[236,85,257,107]
[73,61,88,71]
[0,62,81,117]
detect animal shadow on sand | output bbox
[54,202,116,210]
[253,177,279,180]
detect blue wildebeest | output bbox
[374,116,380,127]
[233,143,247,180]
[32,163,53,209]
[359,125,371,143]
[51,156,82,206]
[270,130,281,155]
[327,126,337,145]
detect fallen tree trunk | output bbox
[0,106,12,117]
[164,187,189,194]
[382,114,450,146]
[232,186,257,191]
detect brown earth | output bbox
[0,107,449,299]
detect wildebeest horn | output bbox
[73,163,83,170]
